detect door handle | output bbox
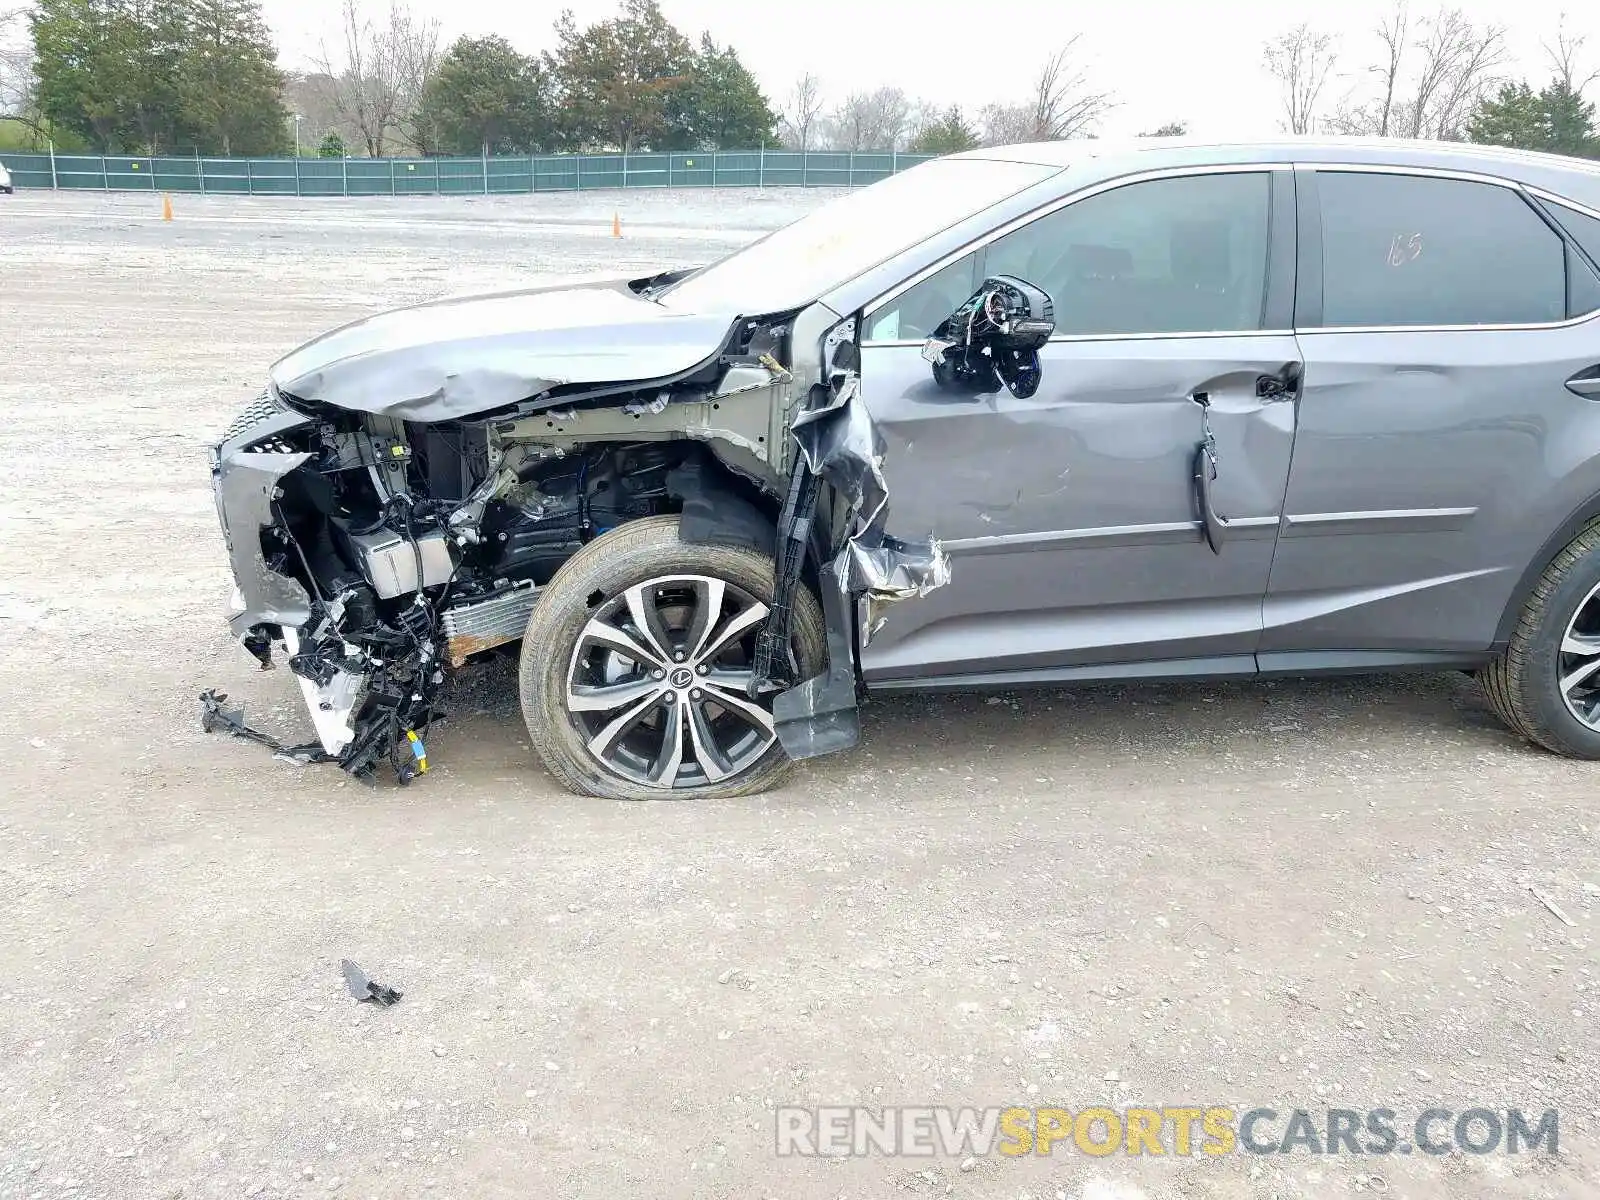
[1193,442,1228,555]
[1568,366,1600,399]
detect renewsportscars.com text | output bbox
[775,1105,1559,1158]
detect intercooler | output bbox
[440,584,541,667]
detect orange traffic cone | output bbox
[161,193,173,221]
[612,212,622,238]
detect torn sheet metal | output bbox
[341,959,403,1006]
[789,366,951,604]
[211,442,316,639]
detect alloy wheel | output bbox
[564,574,777,790]
[1558,578,1600,730]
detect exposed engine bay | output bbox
[206,292,962,784]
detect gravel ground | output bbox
[1,189,1597,1200]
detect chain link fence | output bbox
[0,149,932,195]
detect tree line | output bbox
[1,0,1135,158]
[1263,4,1600,158]
[295,2,1133,159]
[7,0,1597,162]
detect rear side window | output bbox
[1316,172,1566,328]
[1550,201,1600,267]
[1549,202,1600,318]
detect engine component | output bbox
[482,445,677,581]
[345,529,455,598]
[441,583,541,666]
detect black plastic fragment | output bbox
[341,959,403,1006]
[199,689,333,763]
[666,453,775,556]
[771,561,861,759]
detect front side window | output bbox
[864,253,979,342]
[1316,172,1566,328]
[983,172,1273,337]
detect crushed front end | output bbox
[209,387,456,781]
[204,290,960,790]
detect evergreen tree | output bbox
[547,0,693,151]
[908,106,979,154]
[418,35,551,155]
[30,0,285,154]
[662,34,775,150]
[1468,79,1599,158]
[179,0,286,154]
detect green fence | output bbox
[0,149,932,195]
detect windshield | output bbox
[658,157,1058,313]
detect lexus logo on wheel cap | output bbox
[670,667,694,689]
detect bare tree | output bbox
[1026,39,1113,139]
[977,102,1037,147]
[1264,24,1338,134]
[778,72,824,152]
[821,86,910,151]
[903,98,941,147]
[1406,8,1505,138]
[1546,20,1600,95]
[0,4,41,138]
[314,0,440,156]
[978,39,1113,146]
[1374,3,1409,136]
[1326,4,1504,141]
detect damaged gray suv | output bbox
[209,137,1600,798]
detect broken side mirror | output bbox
[921,275,1055,399]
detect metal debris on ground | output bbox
[341,959,403,1006]
[1528,885,1576,927]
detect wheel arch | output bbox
[1493,492,1600,649]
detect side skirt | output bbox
[867,649,1494,693]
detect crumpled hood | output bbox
[270,277,740,421]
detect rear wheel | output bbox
[1481,518,1600,758]
[518,515,827,800]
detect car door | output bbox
[853,166,1301,685]
[1261,166,1600,662]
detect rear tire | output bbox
[518,515,827,800]
[1481,517,1600,758]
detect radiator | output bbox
[441,584,540,667]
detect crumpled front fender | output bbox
[212,409,316,637]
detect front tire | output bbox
[518,515,827,800]
[1482,517,1600,758]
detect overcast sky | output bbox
[258,0,1600,138]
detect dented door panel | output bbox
[856,334,1301,682]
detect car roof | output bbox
[954,136,1600,211]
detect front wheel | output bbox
[518,515,827,800]
[1482,518,1600,758]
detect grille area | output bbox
[220,390,281,444]
[441,585,540,666]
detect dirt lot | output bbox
[1,189,1597,1200]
